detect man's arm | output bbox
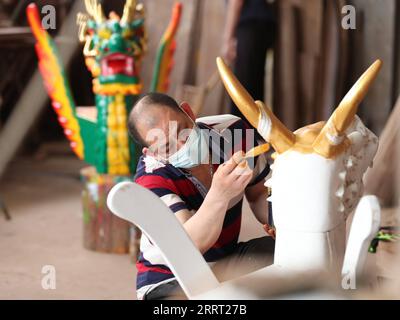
[176,192,229,254]
[222,0,244,64]
[176,152,253,254]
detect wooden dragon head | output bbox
[77,0,147,95]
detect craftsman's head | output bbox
[128,92,196,160]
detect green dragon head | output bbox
[77,0,147,95]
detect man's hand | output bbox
[221,37,237,65]
[221,0,244,65]
[209,151,253,203]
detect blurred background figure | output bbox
[222,0,276,123]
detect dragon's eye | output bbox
[98,28,111,39]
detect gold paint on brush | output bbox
[244,143,270,159]
[235,144,271,168]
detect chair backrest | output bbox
[107,181,219,299]
[342,195,381,280]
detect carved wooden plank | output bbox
[195,0,226,117]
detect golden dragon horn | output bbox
[216,57,295,153]
[121,0,137,25]
[313,59,382,158]
[84,0,104,23]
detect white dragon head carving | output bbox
[217,58,381,271]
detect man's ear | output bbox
[179,102,196,122]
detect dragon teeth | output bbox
[336,186,345,198]
[346,156,357,168]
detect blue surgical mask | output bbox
[168,125,209,169]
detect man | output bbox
[128,92,274,300]
[222,0,276,121]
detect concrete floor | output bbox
[0,143,264,299]
[0,149,136,299]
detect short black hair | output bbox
[128,92,183,147]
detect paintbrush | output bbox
[244,143,270,159]
[236,143,270,167]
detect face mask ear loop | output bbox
[177,103,197,130]
[180,112,198,148]
[188,115,197,132]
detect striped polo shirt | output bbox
[134,115,270,299]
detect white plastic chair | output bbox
[107,181,220,299]
[342,195,381,281]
